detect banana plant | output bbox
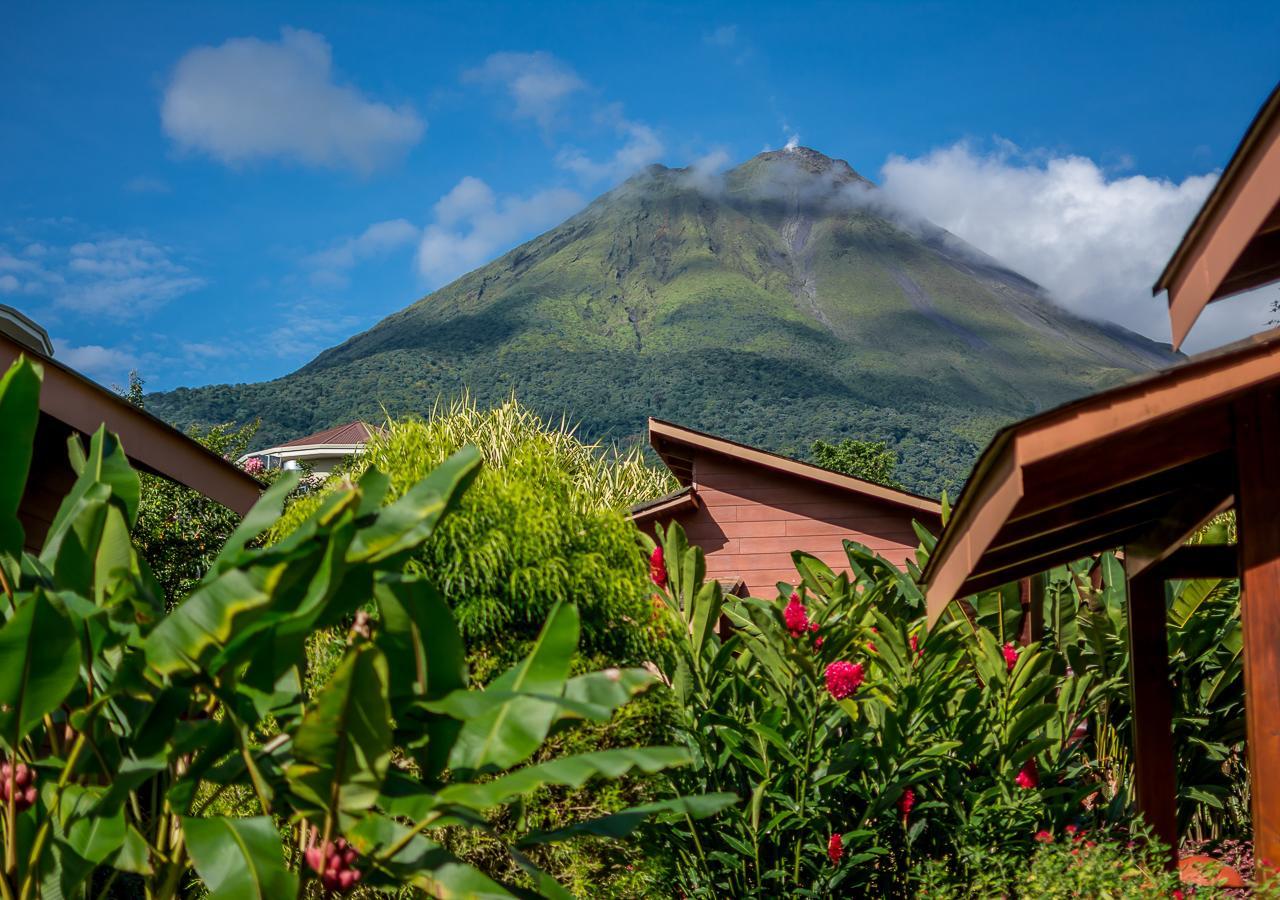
[0,356,726,899]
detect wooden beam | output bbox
[1155,543,1240,580]
[1234,389,1280,868]
[1124,558,1179,868]
[1125,486,1235,579]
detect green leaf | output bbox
[64,796,125,864]
[436,747,691,810]
[143,561,285,676]
[204,470,302,579]
[448,602,579,773]
[114,824,154,874]
[0,589,80,748]
[0,356,41,569]
[41,428,140,586]
[518,793,738,845]
[347,813,517,899]
[182,815,298,900]
[558,667,657,721]
[346,449,481,563]
[286,643,392,817]
[374,574,466,705]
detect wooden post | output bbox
[1124,559,1178,866]
[1235,391,1280,871]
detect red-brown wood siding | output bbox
[655,450,940,598]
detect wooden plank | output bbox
[1234,389,1280,869]
[1124,559,1178,869]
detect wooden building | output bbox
[0,308,262,549]
[921,82,1280,866]
[632,419,941,597]
[242,421,379,477]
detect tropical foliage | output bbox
[642,513,1253,896]
[0,357,723,900]
[642,521,1109,896]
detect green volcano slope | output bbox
[149,148,1177,495]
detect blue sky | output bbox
[2,1,1277,389]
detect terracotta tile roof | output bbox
[276,421,378,448]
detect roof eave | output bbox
[1154,83,1280,350]
[647,418,942,517]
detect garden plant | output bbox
[642,511,1258,896]
[0,357,725,899]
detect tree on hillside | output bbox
[810,437,902,488]
[121,370,267,602]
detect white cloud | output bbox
[268,304,363,359]
[52,339,138,383]
[556,115,665,185]
[162,28,424,173]
[416,176,583,284]
[875,141,1266,352]
[0,274,19,293]
[54,238,205,317]
[305,218,420,287]
[463,51,586,131]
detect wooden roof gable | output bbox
[920,327,1280,621]
[647,418,941,517]
[0,333,262,516]
[1156,82,1280,350]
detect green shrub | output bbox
[915,827,1181,897]
[272,397,676,669]
[0,356,725,899]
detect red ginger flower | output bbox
[1035,829,1052,843]
[898,787,915,822]
[783,593,811,637]
[825,661,864,700]
[827,833,843,864]
[910,633,924,658]
[1015,758,1039,790]
[1003,642,1018,672]
[649,546,666,588]
[866,640,877,653]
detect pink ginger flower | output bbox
[649,547,666,588]
[1015,758,1039,790]
[827,833,843,864]
[242,456,265,475]
[825,661,865,700]
[1003,642,1018,672]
